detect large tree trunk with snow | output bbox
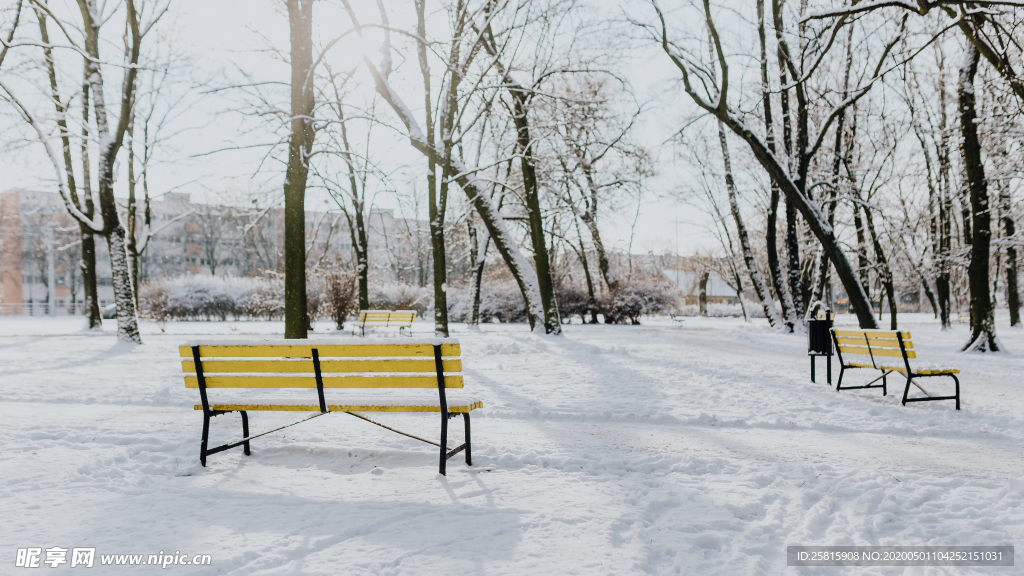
[510,90,560,334]
[718,121,781,326]
[958,44,998,351]
[283,0,315,339]
[76,0,142,343]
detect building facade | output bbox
[0,189,428,315]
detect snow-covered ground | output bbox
[1,314,1022,574]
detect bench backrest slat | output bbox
[830,329,917,361]
[358,310,416,327]
[834,336,915,350]
[181,358,462,374]
[178,342,458,358]
[180,340,462,390]
[183,374,463,389]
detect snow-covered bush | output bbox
[139,275,284,321]
[324,268,357,329]
[369,282,432,316]
[554,284,597,324]
[597,275,680,325]
[447,277,528,323]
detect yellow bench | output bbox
[180,338,480,474]
[830,329,960,409]
[357,310,417,336]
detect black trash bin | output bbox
[807,310,833,384]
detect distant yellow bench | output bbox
[357,310,417,336]
[180,339,480,474]
[830,329,960,409]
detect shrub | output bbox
[139,275,283,321]
[369,282,432,316]
[325,268,357,329]
[604,275,681,324]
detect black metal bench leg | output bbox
[439,410,449,476]
[241,411,251,455]
[836,366,846,390]
[463,412,472,466]
[952,374,961,410]
[883,373,887,396]
[200,412,211,467]
[902,375,912,406]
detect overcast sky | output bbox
[2,0,720,256]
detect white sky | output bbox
[2,0,719,256]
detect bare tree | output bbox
[644,0,894,329]
[340,0,549,332]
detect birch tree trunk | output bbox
[283,0,315,339]
[958,44,999,351]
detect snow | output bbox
[2,314,1023,574]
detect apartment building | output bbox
[0,189,428,315]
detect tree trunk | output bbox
[767,188,797,329]
[78,0,142,343]
[936,54,954,329]
[997,150,1020,326]
[757,0,797,330]
[353,203,369,311]
[39,10,100,328]
[428,168,449,336]
[467,219,489,327]
[511,92,560,334]
[776,27,804,316]
[863,204,898,329]
[126,103,140,309]
[283,0,315,339]
[718,121,781,326]
[959,44,998,351]
[852,194,871,308]
[699,271,709,316]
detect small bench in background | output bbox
[356,310,417,337]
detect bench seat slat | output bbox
[184,374,464,389]
[196,400,482,413]
[179,343,459,358]
[836,346,917,359]
[181,358,462,374]
[847,361,958,375]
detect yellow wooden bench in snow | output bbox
[830,329,960,409]
[356,310,417,336]
[180,338,480,474]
